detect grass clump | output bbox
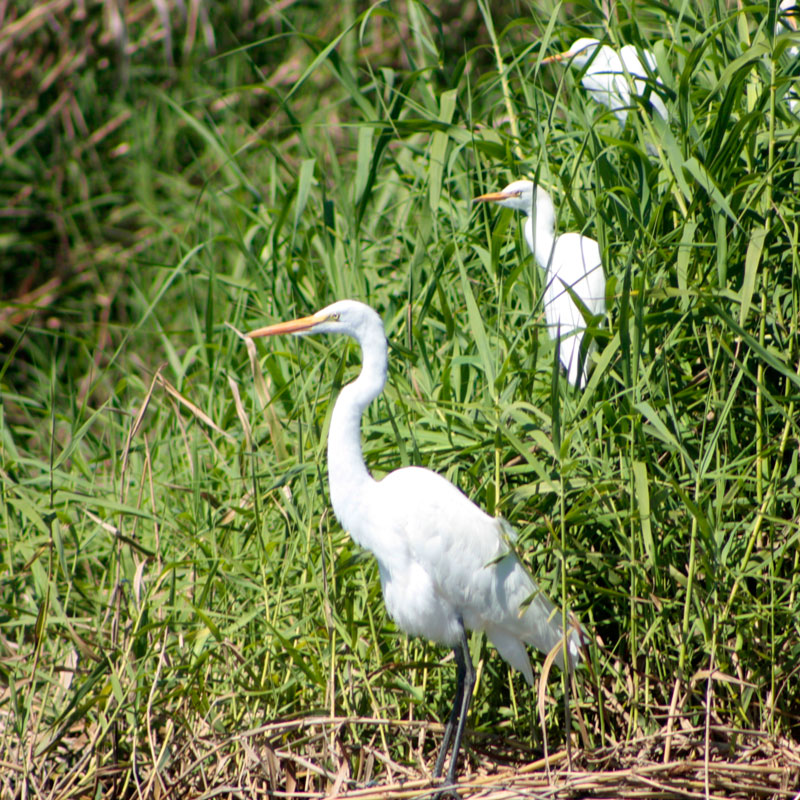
[1,0,799,797]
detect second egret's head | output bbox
[474,180,554,221]
[474,179,535,212]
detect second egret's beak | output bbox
[473,190,517,204]
[248,311,325,338]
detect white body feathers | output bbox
[321,301,581,679]
[549,37,668,126]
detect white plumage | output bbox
[619,44,669,122]
[249,299,582,785]
[475,180,606,388]
[543,37,668,126]
[357,468,573,684]
[779,0,799,58]
[778,0,799,113]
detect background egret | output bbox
[619,44,669,121]
[542,37,668,126]
[249,300,583,787]
[779,0,799,56]
[778,0,799,112]
[475,180,606,388]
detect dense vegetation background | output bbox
[2,0,799,796]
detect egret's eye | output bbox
[329,313,341,321]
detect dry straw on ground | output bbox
[165,718,800,799]
[12,712,798,799]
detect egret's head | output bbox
[474,180,554,220]
[541,37,600,68]
[248,299,383,341]
[568,38,601,56]
[474,179,535,213]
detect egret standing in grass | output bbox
[541,37,668,126]
[249,300,582,787]
[475,180,606,388]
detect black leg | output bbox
[433,641,466,778]
[445,623,475,786]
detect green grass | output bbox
[1,0,800,795]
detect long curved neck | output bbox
[529,199,557,270]
[327,332,387,534]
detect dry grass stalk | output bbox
[9,710,796,800]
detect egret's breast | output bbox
[379,559,462,646]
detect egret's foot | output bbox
[432,782,461,800]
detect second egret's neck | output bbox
[327,329,387,534]
[529,194,557,269]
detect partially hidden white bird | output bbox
[249,299,583,786]
[778,0,799,56]
[777,0,799,112]
[474,180,606,388]
[541,37,668,126]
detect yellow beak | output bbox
[540,50,569,65]
[473,190,516,204]
[248,312,322,338]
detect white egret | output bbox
[778,0,799,112]
[779,0,799,57]
[541,37,668,126]
[619,45,669,121]
[249,300,583,786]
[474,180,606,388]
